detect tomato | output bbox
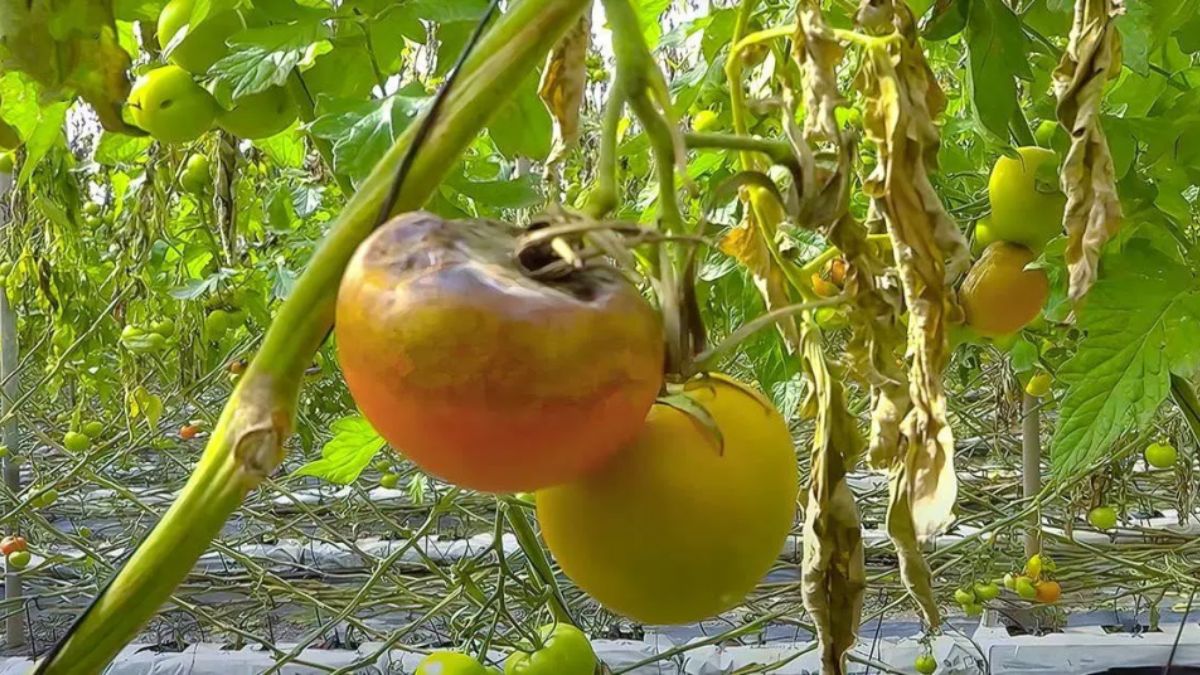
[336,213,664,493]
[205,310,231,340]
[379,472,398,489]
[36,489,59,507]
[179,425,199,440]
[0,535,27,555]
[974,582,1001,602]
[0,152,12,174]
[82,421,104,438]
[1088,505,1118,531]
[1145,442,1178,469]
[372,459,392,473]
[77,527,92,538]
[228,359,246,375]
[987,146,1065,253]
[1003,573,1016,591]
[963,602,983,617]
[825,258,848,286]
[1035,120,1059,148]
[1035,580,1062,604]
[960,242,1048,338]
[915,653,938,674]
[128,66,217,143]
[1014,576,1038,599]
[692,109,719,132]
[953,588,975,606]
[810,272,840,298]
[536,374,798,624]
[181,153,210,194]
[64,431,91,453]
[6,550,30,570]
[504,623,595,675]
[415,651,496,675]
[1024,553,1053,579]
[1025,371,1052,398]
[218,87,297,139]
[152,319,176,338]
[82,201,101,216]
[157,0,246,74]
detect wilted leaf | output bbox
[0,0,135,132]
[1053,0,1125,302]
[539,12,590,165]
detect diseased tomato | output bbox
[504,623,595,675]
[415,651,496,675]
[960,242,1048,338]
[0,535,27,555]
[536,374,798,624]
[336,213,664,493]
[1035,580,1062,604]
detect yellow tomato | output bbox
[960,242,1049,338]
[536,374,798,624]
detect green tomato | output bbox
[1088,505,1118,531]
[82,421,105,439]
[372,458,392,472]
[0,262,12,276]
[974,582,1001,602]
[415,651,493,675]
[1145,442,1178,469]
[1035,120,1059,148]
[157,0,246,74]
[504,624,596,675]
[915,653,938,674]
[181,153,211,194]
[1015,576,1038,600]
[953,588,976,606]
[37,489,59,508]
[6,550,30,570]
[82,201,101,216]
[963,602,983,617]
[205,310,230,340]
[121,324,144,340]
[151,319,176,338]
[64,431,91,453]
[217,87,297,139]
[379,472,399,489]
[78,526,93,538]
[128,65,217,144]
[0,445,7,458]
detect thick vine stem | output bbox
[34,1,591,671]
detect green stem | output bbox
[505,501,574,625]
[584,88,624,218]
[36,1,590,671]
[683,131,793,165]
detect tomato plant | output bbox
[0,0,1198,672]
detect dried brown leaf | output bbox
[539,10,591,165]
[1053,0,1124,302]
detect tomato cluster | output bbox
[1002,554,1062,605]
[336,213,800,626]
[961,147,1063,340]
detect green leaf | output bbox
[293,416,386,485]
[963,0,1031,141]
[17,101,68,186]
[1009,337,1039,373]
[1117,0,1199,75]
[209,22,329,103]
[920,0,970,41]
[1051,241,1200,475]
[445,173,542,209]
[94,132,153,166]
[254,126,305,168]
[129,386,163,431]
[309,94,421,183]
[486,73,551,160]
